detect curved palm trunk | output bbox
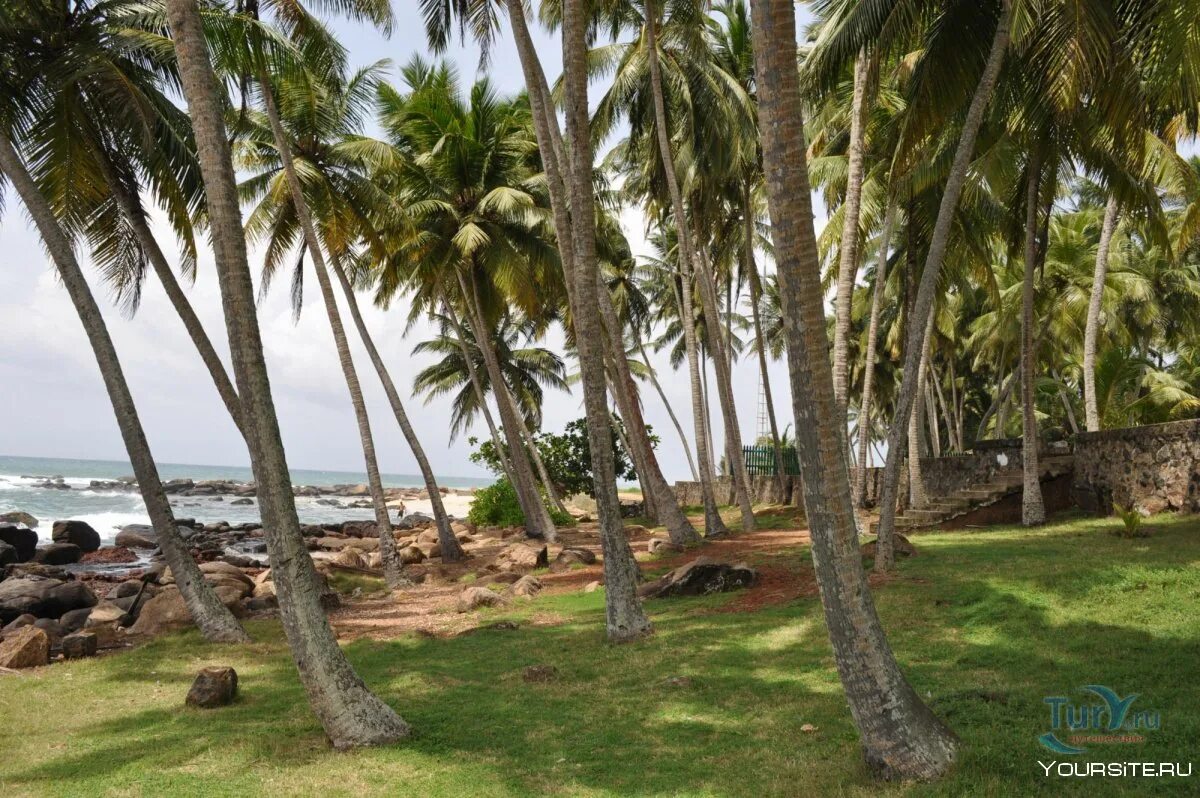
[645,6,752,532]
[874,0,1013,572]
[598,274,700,545]
[744,194,786,501]
[832,49,871,416]
[439,294,517,485]
[260,82,406,587]
[853,200,896,507]
[0,132,247,644]
[562,0,653,642]
[94,148,245,435]
[636,338,700,481]
[460,272,558,541]
[908,313,935,508]
[514,409,568,515]
[746,0,958,778]
[1020,153,1046,526]
[164,0,409,748]
[329,260,465,563]
[1083,196,1119,431]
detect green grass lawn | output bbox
[2,512,1197,796]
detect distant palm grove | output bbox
[3,0,1200,783]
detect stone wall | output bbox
[1072,419,1200,514]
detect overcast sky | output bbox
[0,7,817,483]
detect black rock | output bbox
[51,520,101,553]
[32,543,83,566]
[0,524,38,562]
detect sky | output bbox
[0,6,815,483]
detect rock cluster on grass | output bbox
[637,558,758,598]
[860,534,917,559]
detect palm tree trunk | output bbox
[1083,196,1119,431]
[1053,369,1080,434]
[744,197,786,501]
[645,5,755,532]
[1020,152,1046,526]
[853,199,896,507]
[746,0,958,778]
[563,0,653,642]
[873,0,1013,572]
[514,408,568,515]
[163,0,409,748]
[635,338,700,481]
[439,293,516,485]
[925,378,941,457]
[259,80,406,587]
[459,272,558,541]
[0,132,248,644]
[832,48,871,416]
[597,273,700,545]
[93,147,244,435]
[330,258,465,563]
[907,313,935,508]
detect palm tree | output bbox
[370,60,562,542]
[162,0,409,748]
[0,0,247,643]
[1083,197,1120,430]
[562,0,655,640]
[746,0,958,779]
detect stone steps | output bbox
[868,458,1072,535]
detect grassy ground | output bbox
[1,512,1197,796]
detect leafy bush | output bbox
[468,478,574,528]
[1113,503,1150,538]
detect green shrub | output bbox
[468,478,574,528]
[1113,503,1150,538]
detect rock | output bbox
[252,580,276,600]
[647,538,683,556]
[0,511,38,528]
[61,631,98,659]
[59,607,93,634]
[637,557,757,599]
[0,577,97,623]
[860,534,917,560]
[0,540,17,567]
[51,520,101,553]
[33,617,62,644]
[199,561,254,590]
[230,498,253,506]
[497,543,549,572]
[129,584,241,636]
[508,575,543,598]
[550,546,596,572]
[522,664,558,683]
[85,601,129,627]
[456,586,506,613]
[0,626,49,668]
[80,547,138,565]
[115,524,157,549]
[32,543,82,566]
[3,613,36,632]
[415,542,442,560]
[623,525,649,538]
[398,512,434,530]
[0,523,38,562]
[398,545,425,565]
[220,554,257,569]
[332,549,367,569]
[186,666,238,708]
[243,595,277,613]
[583,580,602,593]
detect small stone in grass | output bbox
[186,666,238,708]
[522,664,558,683]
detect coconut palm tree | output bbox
[746,0,958,779]
[162,0,410,748]
[0,0,248,643]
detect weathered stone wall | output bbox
[1072,419,1200,514]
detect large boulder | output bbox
[32,543,82,566]
[0,626,49,669]
[637,557,757,599]
[456,586,506,612]
[186,667,238,708]
[332,548,367,569]
[860,534,918,560]
[0,576,97,623]
[0,511,38,528]
[51,520,101,553]
[198,561,254,590]
[61,631,98,660]
[115,524,157,549]
[551,547,596,572]
[508,575,543,598]
[496,543,549,572]
[0,523,38,562]
[397,545,425,566]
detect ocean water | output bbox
[0,454,489,544]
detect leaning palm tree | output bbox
[162,0,410,748]
[0,0,248,643]
[746,0,958,779]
